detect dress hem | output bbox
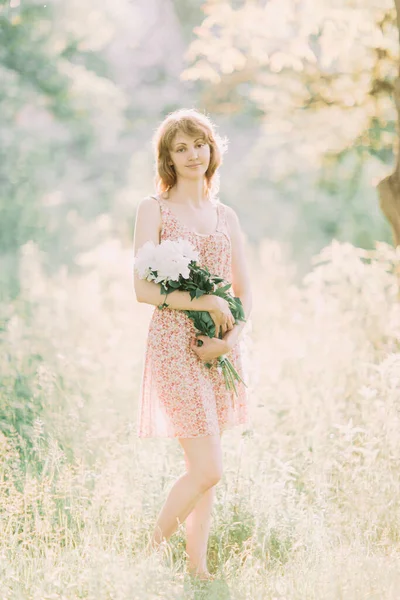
[137,418,249,440]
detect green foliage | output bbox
[208,503,255,570]
[180,0,398,254]
[254,526,294,566]
[0,0,129,300]
[0,0,94,299]
[0,4,75,119]
[183,0,398,165]
[157,262,244,340]
[0,353,44,448]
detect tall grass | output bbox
[1,237,400,599]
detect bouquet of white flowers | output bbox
[134,238,247,396]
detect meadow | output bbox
[2,0,400,596]
[1,235,400,599]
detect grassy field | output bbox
[1,237,400,599]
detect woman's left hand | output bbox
[190,335,231,362]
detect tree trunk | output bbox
[378,0,400,247]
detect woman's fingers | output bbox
[212,315,222,338]
[214,319,224,337]
[221,319,229,336]
[215,319,221,338]
[211,313,235,338]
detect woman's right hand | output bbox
[207,296,235,338]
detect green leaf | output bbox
[217,283,232,294]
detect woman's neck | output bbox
[165,179,209,208]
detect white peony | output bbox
[175,238,200,263]
[153,240,192,282]
[133,240,158,279]
[134,238,199,284]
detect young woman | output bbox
[133,108,252,581]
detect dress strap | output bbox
[148,193,161,205]
[148,193,166,217]
[216,202,228,231]
[148,193,170,235]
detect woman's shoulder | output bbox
[136,194,163,225]
[143,192,160,203]
[137,193,161,210]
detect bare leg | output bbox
[185,431,223,577]
[149,433,223,556]
[185,486,215,576]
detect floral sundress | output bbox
[136,194,248,438]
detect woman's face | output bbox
[169,131,211,182]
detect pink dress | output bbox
[136,194,248,438]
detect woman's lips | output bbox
[187,164,202,168]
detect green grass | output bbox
[1,238,400,599]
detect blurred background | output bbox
[2,1,400,597]
[0,0,397,296]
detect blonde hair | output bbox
[152,108,228,199]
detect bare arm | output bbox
[221,204,253,350]
[133,196,221,313]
